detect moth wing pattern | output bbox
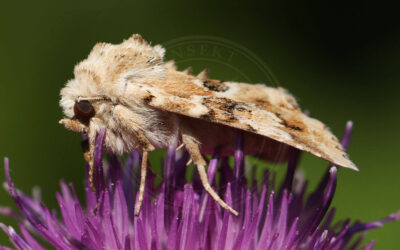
[66,34,357,170]
[127,67,357,170]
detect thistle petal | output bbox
[1,122,398,250]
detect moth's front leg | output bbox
[113,105,154,216]
[181,128,239,216]
[87,121,97,193]
[59,118,97,191]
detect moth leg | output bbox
[59,117,96,191]
[181,133,239,216]
[114,105,155,216]
[135,151,148,216]
[87,122,97,193]
[176,143,185,151]
[59,118,88,133]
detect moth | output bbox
[59,34,358,216]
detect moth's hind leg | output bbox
[181,133,239,216]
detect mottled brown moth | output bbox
[59,34,358,216]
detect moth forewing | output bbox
[59,34,358,216]
[135,73,357,171]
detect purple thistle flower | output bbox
[1,122,399,249]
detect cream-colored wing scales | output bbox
[128,70,357,170]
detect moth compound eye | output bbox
[74,100,95,121]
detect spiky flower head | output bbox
[1,122,399,249]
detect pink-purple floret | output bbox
[1,122,399,249]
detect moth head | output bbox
[59,34,166,130]
[59,70,105,134]
[59,97,105,134]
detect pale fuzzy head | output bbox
[59,34,167,154]
[60,34,165,118]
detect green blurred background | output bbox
[1,0,399,248]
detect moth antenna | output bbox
[197,68,209,80]
[182,67,193,75]
[135,151,148,216]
